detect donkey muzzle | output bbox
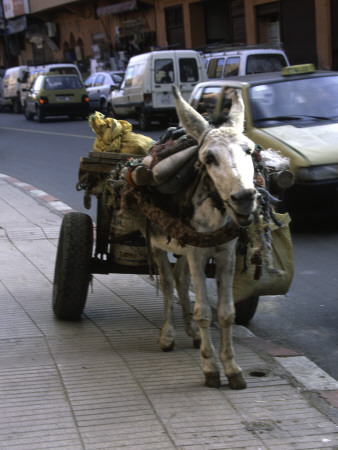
[230,188,257,213]
[228,188,258,227]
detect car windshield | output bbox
[44,76,83,90]
[249,75,338,126]
[110,74,123,84]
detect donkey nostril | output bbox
[231,188,257,203]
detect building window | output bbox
[165,5,185,48]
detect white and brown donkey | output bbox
[130,86,258,389]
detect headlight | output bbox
[296,165,338,181]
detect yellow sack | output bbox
[233,213,294,303]
[89,112,154,155]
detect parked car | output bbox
[106,50,207,130]
[20,63,83,109]
[188,64,338,220]
[202,47,289,79]
[23,73,89,122]
[2,65,28,113]
[84,71,124,113]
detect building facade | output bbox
[0,0,336,76]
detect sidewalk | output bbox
[0,172,338,450]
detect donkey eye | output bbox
[205,152,218,165]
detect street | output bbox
[1,111,338,381]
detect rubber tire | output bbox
[235,296,259,325]
[159,117,169,128]
[13,99,21,114]
[138,111,150,131]
[106,103,115,118]
[36,105,45,123]
[99,98,106,114]
[53,212,93,319]
[24,104,34,121]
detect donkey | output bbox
[128,86,258,389]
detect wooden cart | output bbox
[53,151,292,326]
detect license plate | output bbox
[161,93,170,105]
[56,96,71,101]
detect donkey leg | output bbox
[215,247,247,390]
[153,248,176,352]
[187,250,220,387]
[173,256,201,348]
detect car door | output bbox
[91,73,106,108]
[111,65,134,116]
[84,74,101,109]
[177,57,202,101]
[26,75,43,114]
[84,74,96,108]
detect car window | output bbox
[124,66,135,88]
[224,57,240,76]
[195,86,222,117]
[246,54,287,74]
[249,75,338,124]
[44,76,82,90]
[155,59,174,83]
[84,74,96,88]
[95,74,105,86]
[111,74,123,84]
[179,58,198,82]
[207,58,224,78]
[33,75,44,91]
[49,67,79,75]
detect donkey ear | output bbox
[225,89,245,132]
[172,85,210,143]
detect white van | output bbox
[203,48,290,79]
[107,50,207,130]
[3,66,28,113]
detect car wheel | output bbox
[100,98,106,114]
[106,103,115,118]
[159,117,169,129]
[234,296,259,325]
[24,104,34,121]
[36,105,45,123]
[138,111,150,131]
[13,99,21,114]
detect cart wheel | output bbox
[53,212,93,319]
[235,296,259,325]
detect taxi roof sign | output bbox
[282,64,316,76]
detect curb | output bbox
[0,173,77,216]
[2,172,338,423]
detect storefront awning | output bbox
[97,0,138,17]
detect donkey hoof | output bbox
[228,372,247,390]
[193,338,201,349]
[205,372,221,388]
[161,342,175,352]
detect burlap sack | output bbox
[233,213,294,303]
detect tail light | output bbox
[82,95,89,103]
[144,93,152,105]
[39,96,48,105]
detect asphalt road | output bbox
[1,111,337,381]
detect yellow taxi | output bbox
[189,64,338,220]
[23,73,89,122]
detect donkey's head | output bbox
[172,86,258,227]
